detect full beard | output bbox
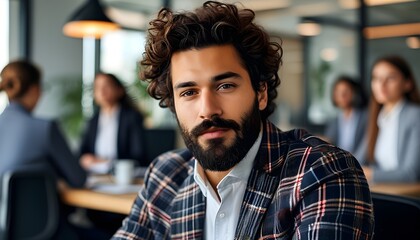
[178,99,262,171]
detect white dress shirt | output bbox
[194,128,262,240]
[375,100,404,171]
[92,106,120,173]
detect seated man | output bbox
[113,1,374,239]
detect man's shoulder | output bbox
[262,122,353,170]
[283,128,356,164]
[280,128,360,190]
[144,148,194,187]
[281,128,332,151]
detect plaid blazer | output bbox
[113,121,374,240]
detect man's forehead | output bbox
[170,45,245,77]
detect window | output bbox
[100,29,176,127]
[0,0,10,113]
[100,29,146,85]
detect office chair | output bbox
[0,166,59,240]
[144,128,177,164]
[371,192,420,240]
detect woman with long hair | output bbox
[79,73,147,173]
[363,55,420,183]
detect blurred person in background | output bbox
[79,72,147,174]
[0,60,86,188]
[363,55,420,183]
[78,72,147,237]
[324,75,368,161]
[0,60,86,239]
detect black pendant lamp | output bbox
[63,0,119,39]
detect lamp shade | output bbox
[297,21,321,36]
[63,0,119,39]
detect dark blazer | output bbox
[113,120,374,240]
[0,102,86,188]
[80,104,148,166]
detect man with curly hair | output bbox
[112,1,374,239]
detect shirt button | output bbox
[218,212,225,218]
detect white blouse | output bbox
[375,101,404,171]
[92,106,120,173]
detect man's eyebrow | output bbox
[174,81,197,90]
[174,71,240,90]
[212,72,240,82]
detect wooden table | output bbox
[60,188,138,215]
[61,177,420,215]
[60,175,142,215]
[370,183,420,198]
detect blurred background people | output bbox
[363,56,420,183]
[0,60,86,238]
[0,59,86,187]
[324,75,368,161]
[79,73,147,174]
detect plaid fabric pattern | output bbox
[112,121,374,240]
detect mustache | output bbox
[191,116,240,137]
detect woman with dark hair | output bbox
[0,60,86,187]
[363,56,420,183]
[79,72,147,174]
[324,75,367,161]
[78,72,148,237]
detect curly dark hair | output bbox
[140,1,282,119]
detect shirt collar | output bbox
[194,125,263,196]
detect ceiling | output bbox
[102,0,420,38]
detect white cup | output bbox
[114,160,135,185]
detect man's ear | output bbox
[257,82,268,111]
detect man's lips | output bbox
[199,127,230,139]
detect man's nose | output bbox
[199,90,222,120]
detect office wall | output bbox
[30,0,84,119]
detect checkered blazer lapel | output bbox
[235,168,281,239]
[234,121,285,239]
[170,172,206,239]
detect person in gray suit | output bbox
[363,56,420,183]
[0,60,86,187]
[325,75,368,161]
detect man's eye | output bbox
[180,90,196,97]
[218,83,235,90]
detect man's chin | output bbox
[199,138,235,151]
